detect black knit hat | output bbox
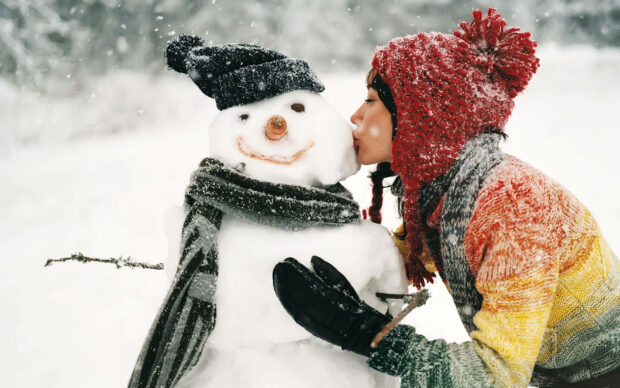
[165,34,325,110]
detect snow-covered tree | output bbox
[0,0,75,90]
[535,0,619,47]
[1,0,616,93]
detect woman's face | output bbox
[350,87,393,165]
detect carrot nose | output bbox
[265,115,287,140]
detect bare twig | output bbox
[376,292,428,304]
[371,289,430,349]
[44,252,164,270]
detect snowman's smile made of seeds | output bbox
[236,136,314,165]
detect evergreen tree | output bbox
[1,0,617,93]
[0,0,76,89]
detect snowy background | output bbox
[1,1,619,387]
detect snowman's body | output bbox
[168,90,407,388]
[177,217,406,388]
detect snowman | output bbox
[129,35,407,388]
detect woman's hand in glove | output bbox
[272,256,390,357]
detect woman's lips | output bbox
[236,136,314,165]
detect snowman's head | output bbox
[165,35,360,186]
[209,90,359,186]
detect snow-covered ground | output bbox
[1,44,618,388]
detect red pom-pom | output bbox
[454,8,540,98]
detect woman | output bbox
[273,9,620,388]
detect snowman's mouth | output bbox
[236,136,314,165]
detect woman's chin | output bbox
[356,154,371,166]
[357,153,384,166]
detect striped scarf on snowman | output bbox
[129,157,361,388]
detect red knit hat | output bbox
[371,8,540,288]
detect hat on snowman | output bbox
[166,35,325,110]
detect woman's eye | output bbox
[239,114,249,121]
[365,99,374,104]
[291,103,305,113]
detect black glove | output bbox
[273,256,391,357]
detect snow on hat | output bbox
[165,35,325,110]
[371,8,539,287]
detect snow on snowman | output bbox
[128,35,407,388]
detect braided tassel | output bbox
[406,259,436,290]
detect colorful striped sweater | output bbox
[369,155,620,387]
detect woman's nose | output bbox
[265,115,287,140]
[350,105,363,127]
[350,112,359,126]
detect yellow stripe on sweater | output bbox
[472,306,552,387]
[547,226,614,328]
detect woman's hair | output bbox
[366,69,397,135]
[366,69,400,225]
[368,162,395,224]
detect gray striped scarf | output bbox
[128,157,361,388]
[418,132,505,333]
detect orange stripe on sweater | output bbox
[465,156,570,283]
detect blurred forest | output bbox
[1,0,618,94]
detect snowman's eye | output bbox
[239,113,249,121]
[291,103,305,113]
